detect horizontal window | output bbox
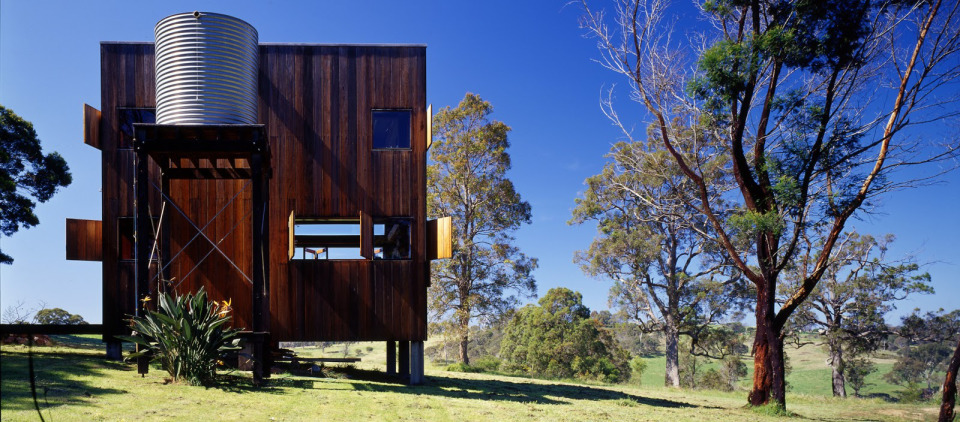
[292,219,362,260]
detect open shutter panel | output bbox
[427,216,452,260]
[83,104,101,150]
[426,104,433,150]
[66,218,103,261]
[360,211,373,259]
[288,211,295,260]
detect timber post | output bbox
[386,340,397,375]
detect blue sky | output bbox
[1,0,957,324]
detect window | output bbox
[118,107,156,149]
[374,218,411,260]
[118,217,157,262]
[372,110,411,149]
[291,219,363,260]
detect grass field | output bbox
[0,335,944,421]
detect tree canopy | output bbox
[0,104,72,264]
[34,308,88,325]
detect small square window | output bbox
[372,110,411,149]
[374,218,411,260]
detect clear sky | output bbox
[1,0,957,324]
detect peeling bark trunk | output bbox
[664,321,680,387]
[939,336,960,422]
[830,344,847,398]
[749,278,786,409]
[749,293,772,405]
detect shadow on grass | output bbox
[0,346,129,413]
[278,365,707,408]
[862,392,897,402]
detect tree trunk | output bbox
[458,312,470,365]
[664,321,680,387]
[939,336,960,422]
[830,344,847,398]
[749,279,787,409]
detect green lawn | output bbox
[0,336,943,421]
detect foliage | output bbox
[33,308,87,325]
[120,288,241,386]
[689,324,749,359]
[580,0,960,408]
[571,137,748,387]
[445,356,501,374]
[785,231,932,397]
[629,357,647,385]
[699,368,730,391]
[844,356,875,397]
[425,314,510,364]
[720,355,748,391]
[500,288,632,383]
[445,362,483,373]
[0,105,72,264]
[896,382,927,404]
[427,93,537,364]
[681,330,755,391]
[679,348,699,388]
[886,309,960,391]
[472,355,502,372]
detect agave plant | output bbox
[120,288,242,386]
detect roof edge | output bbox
[100,41,426,47]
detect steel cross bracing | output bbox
[144,179,256,289]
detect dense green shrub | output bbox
[121,288,241,386]
[499,288,632,383]
[445,362,482,373]
[629,357,647,385]
[698,368,731,391]
[472,355,502,372]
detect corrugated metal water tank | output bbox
[155,12,258,125]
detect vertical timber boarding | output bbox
[97,43,429,353]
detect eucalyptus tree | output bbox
[571,137,747,387]
[579,0,960,409]
[785,231,932,397]
[427,93,538,365]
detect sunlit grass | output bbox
[0,336,942,421]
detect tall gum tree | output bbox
[427,93,538,365]
[571,138,747,387]
[579,0,960,409]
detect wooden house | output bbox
[66,19,450,384]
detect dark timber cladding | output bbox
[99,42,428,343]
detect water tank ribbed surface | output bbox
[155,12,258,125]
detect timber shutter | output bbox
[427,216,452,260]
[66,218,103,261]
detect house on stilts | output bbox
[65,11,451,384]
